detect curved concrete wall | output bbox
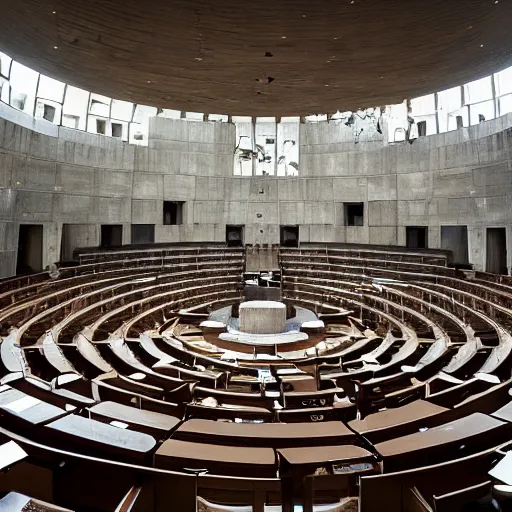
[0,108,511,277]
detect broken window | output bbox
[344,203,364,226]
[234,118,254,176]
[89,94,111,117]
[111,122,123,138]
[277,120,299,176]
[255,118,276,176]
[163,201,184,225]
[96,119,106,135]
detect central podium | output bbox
[239,300,286,334]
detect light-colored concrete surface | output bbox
[1,110,512,277]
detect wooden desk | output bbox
[375,412,511,472]
[88,401,181,439]
[278,445,377,512]
[349,400,450,443]
[173,419,357,448]
[155,439,276,477]
[44,414,157,461]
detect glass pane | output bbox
[499,93,512,115]
[277,121,299,176]
[110,99,134,121]
[255,120,276,176]
[0,52,12,78]
[9,61,38,114]
[37,74,65,103]
[234,121,253,176]
[411,94,435,116]
[495,66,512,97]
[464,76,493,104]
[63,86,89,131]
[469,100,495,125]
[89,93,111,117]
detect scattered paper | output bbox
[110,421,129,429]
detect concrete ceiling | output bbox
[0,0,511,116]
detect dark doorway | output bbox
[101,225,123,248]
[417,121,427,137]
[131,224,155,245]
[163,201,184,225]
[486,228,507,274]
[441,226,469,265]
[17,224,43,275]
[344,202,364,226]
[280,225,299,248]
[226,225,244,247]
[406,226,428,249]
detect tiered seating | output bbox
[0,243,510,512]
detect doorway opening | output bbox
[131,224,155,245]
[226,225,244,247]
[101,225,123,249]
[441,226,469,265]
[406,226,428,249]
[280,225,299,248]
[17,224,43,275]
[486,228,507,274]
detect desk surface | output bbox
[278,445,373,466]
[89,401,180,431]
[375,413,506,457]
[349,400,448,433]
[155,439,276,477]
[0,388,68,425]
[173,419,355,447]
[45,414,156,454]
[492,401,512,423]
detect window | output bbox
[417,121,427,137]
[226,225,244,247]
[131,224,155,245]
[43,104,56,122]
[280,225,299,247]
[62,114,79,129]
[163,201,184,225]
[406,227,428,249]
[456,115,464,129]
[96,119,106,135]
[344,203,364,226]
[111,122,123,138]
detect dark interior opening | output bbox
[101,225,123,248]
[226,225,244,247]
[280,225,299,247]
[406,226,428,249]
[486,227,507,274]
[456,115,464,129]
[17,224,43,275]
[111,123,123,138]
[131,224,155,245]
[344,203,364,226]
[43,104,56,122]
[163,201,184,225]
[441,225,469,265]
[417,120,427,137]
[96,119,106,135]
